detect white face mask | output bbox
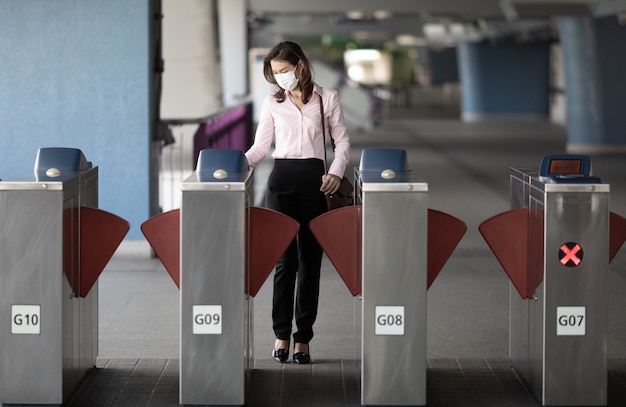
[274,70,299,91]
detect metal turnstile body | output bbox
[357,150,428,406]
[0,157,98,404]
[179,166,253,405]
[509,167,609,406]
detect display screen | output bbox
[549,159,581,174]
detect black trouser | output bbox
[266,158,327,345]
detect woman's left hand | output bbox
[321,174,341,195]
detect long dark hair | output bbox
[263,41,314,103]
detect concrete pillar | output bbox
[159,0,222,213]
[161,0,221,120]
[218,0,248,106]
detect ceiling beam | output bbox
[254,14,425,37]
[248,0,503,18]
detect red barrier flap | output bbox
[141,210,181,288]
[427,209,467,289]
[80,207,130,297]
[309,206,362,296]
[479,208,533,299]
[610,212,626,263]
[246,207,300,297]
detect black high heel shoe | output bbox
[293,343,311,364]
[273,348,289,363]
[273,340,290,363]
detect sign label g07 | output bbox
[556,306,585,336]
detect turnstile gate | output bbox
[357,149,428,406]
[310,148,467,406]
[141,149,298,406]
[0,148,128,405]
[179,149,253,405]
[480,154,615,406]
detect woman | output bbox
[245,41,350,364]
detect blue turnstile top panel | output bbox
[359,148,408,173]
[538,154,600,183]
[0,147,94,185]
[358,148,419,184]
[34,147,91,172]
[195,149,249,183]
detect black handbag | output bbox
[326,176,355,210]
[320,94,354,211]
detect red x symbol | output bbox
[560,243,582,266]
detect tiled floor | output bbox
[43,109,626,405]
[67,357,626,406]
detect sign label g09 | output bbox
[193,305,222,335]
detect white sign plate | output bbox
[12,305,41,335]
[375,306,405,335]
[193,305,222,334]
[556,306,586,336]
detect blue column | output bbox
[457,41,550,121]
[559,16,626,151]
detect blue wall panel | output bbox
[458,41,550,117]
[0,0,150,239]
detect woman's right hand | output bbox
[321,174,341,195]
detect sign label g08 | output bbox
[375,306,405,336]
